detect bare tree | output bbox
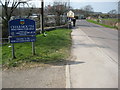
[0,0,34,38]
[45,1,69,26]
[118,1,120,13]
[82,5,94,17]
[108,9,117,14]
[118,1,120,21]
[108,9,117,18]
[0,0,21,38]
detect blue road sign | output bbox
[10,36,36,43]
[9,19,36,43]
[9,19,36,36]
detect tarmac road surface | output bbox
[68,20,118,88]
[76,20,118,63]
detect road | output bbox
[68,20,118,88]
[76,20,118,63]
[2,20,118,88]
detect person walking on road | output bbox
[72,18,76,27]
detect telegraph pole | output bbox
[41,0,44,33]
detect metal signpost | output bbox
[9,19,36,59]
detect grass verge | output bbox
[86,19,118,29]
[101,18,118,22]
[2,29,72,68]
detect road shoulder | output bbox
[2,65,66,88]
[68,27,118,88]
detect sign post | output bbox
[9,19,36,58]
[12,43,16,59]
[32,42,35,55]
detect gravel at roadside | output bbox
[2,65,66,88]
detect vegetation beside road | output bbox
[86,19,118,29]
[101,18,118,22]
[2,29,72,68]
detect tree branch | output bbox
[1,16,6,21]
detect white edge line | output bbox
[66,63,71,88]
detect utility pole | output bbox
[41,0,44,33]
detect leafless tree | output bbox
[0,0,21,38]
[45,1,69,26]
[108,9,117,18]
[82,5,94,17]
[0,0,33,38]
[108,9,117,14]
[118,1,120,21]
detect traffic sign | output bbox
[8,18,36,58]
[9,18,36,43]
[9,19,36,36]
[10,36,36,43]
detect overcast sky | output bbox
[3,0,117,13]
[70,2,118,13]
[29,0,118,13]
